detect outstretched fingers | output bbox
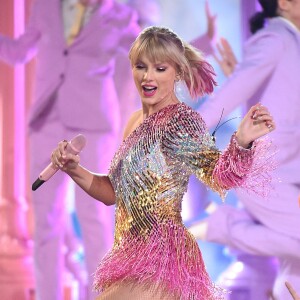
[205,0,217,40]
[214,38,237,76]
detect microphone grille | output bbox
[70,134,87,152]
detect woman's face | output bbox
[132,54,179,110]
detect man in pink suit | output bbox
[0,0,139,299]
[193,0,300,299]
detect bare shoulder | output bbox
[123,109,143,140]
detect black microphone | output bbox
[32,134,86,191]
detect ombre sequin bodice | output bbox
[110,104,221,244]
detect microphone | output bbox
[32,134,86,191]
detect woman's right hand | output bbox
[51,140,80,172]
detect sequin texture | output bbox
[93,103,274,299]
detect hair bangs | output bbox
[130,35,179,67]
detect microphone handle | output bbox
[32,140,81,191]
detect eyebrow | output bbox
[135,59,169,66]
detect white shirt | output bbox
[278,16,300,33]
[62,0,99,40]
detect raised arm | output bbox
[0,2,41,64]
[190,0,217,56]
[167,104,275,200]
[51,140,116,206]
[211,103,275,197]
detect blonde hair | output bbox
[129,26,217,99]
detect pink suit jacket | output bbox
[198,17,300,248]
[0,0,140,133]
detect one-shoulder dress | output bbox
[94,103,273,300]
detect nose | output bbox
[143,68,154,81]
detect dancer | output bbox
[51,26,275,299]
[192,0,300,298]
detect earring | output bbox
[175,73,181,82]
[174,78,180,94]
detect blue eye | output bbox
[157,67,166,72]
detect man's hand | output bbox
[213,37,238,77]
[286,282,300,300]
[205,0,217,41]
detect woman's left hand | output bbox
[236,104,276,148]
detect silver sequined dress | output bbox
[94,102,273,299]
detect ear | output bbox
[175,71,183,82]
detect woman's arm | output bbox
[210,103,276,198]
[167,104,275,200]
